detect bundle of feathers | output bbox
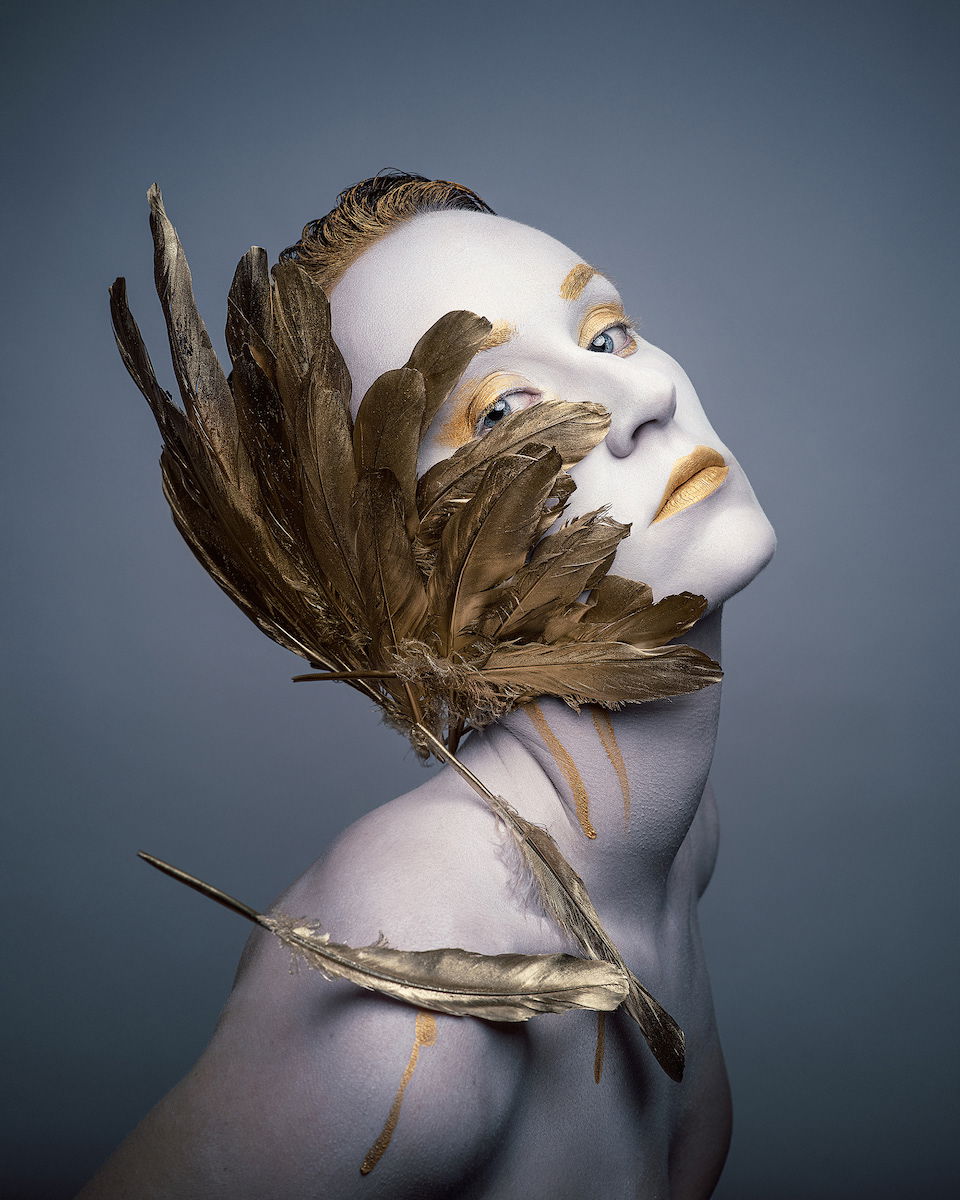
[110,186,723,1081]
[111,187,720,757]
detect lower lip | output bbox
[653,465,729,523]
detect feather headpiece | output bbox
[111,187,722,1080]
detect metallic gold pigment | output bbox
[360,1011,438,1175]
[578,302,638,356]
[559,262,598,300]
[591,708,630,824]
[594,1011,607,1084]
[477,318,516,351]
[437,371,539,447]
[652,446,728,525]
[526,701,596,839]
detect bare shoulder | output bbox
[255,767,549,958]
[79,780,531,1200]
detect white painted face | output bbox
[330,211,776,609]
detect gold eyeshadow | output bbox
[578,302,638,356]
[436,371,534,447]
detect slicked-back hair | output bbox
[280,171,495,293]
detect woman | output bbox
[81,173,776,1199]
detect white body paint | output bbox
[79,211,774,1199]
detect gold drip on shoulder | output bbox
[360,1011,438,1175]
[591,707,630,825]
[526,701,596,839]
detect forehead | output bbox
[328,210,598,404]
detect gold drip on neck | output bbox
[591,708,630,826]
[525,701,596,839]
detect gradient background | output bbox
[3,1,958,1196]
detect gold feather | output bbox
[138,852,628,1021]
[415,398,609,551]
[545,574,708,648]
[403,309,493,434]
[353,368,426,536]
[480,641,721,707]
[352,469,429,666]
[492,511,630,640]
[425,448,563,654]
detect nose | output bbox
[602,366,677,459]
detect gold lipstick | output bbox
[652,445,728,524]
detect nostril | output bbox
[604,371,676,458]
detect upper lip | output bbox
[652,445,727,522]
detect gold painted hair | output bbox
[280,170,495,292]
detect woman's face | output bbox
[329,211,775,609]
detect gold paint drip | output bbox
[591,708,630,825]
[360,1011,438,1175]
[526,701,596,839]
[593,1010,606,1084]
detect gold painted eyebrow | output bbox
[559,263,599,300]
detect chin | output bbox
[697,504,777,611]
[612,495,777,612]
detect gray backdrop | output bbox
[3,1,958,1196]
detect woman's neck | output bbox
[464,607,724,924]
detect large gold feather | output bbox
[138,853,629,1021]
[112,187,725,1078]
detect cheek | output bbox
[565,444,664,528]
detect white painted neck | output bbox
[462,608,724,925]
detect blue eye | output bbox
[586,323,635,355]
[475,389,541,435]
[589,330,616,353]
[480,396,510,429]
